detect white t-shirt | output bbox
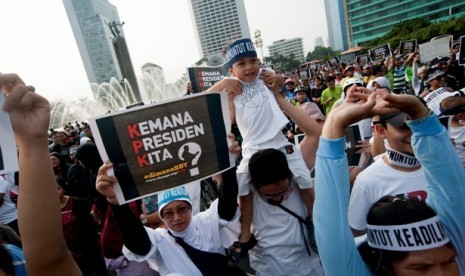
[232,69,289,149]
[249,181,323,276]
[123,200,240,275]
[348,154,427,231]
[450,125,465,168]
[0,176,17,224]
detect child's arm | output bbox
[262,71,322,169]
[207,78,242,124]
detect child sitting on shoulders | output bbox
[208,38,315,260]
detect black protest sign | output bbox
[369,44,391,62]
[344,124,364,167]
[356,54,369,65]
[187,63,229,92]
[459,36,465,65]
[399,40,417,55]
[90,93,234,204]
[327,56,341,68]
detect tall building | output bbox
[187,0,251,65]
[62,0,123,85]
[324,0,348,50]
[268,38,306,63]
[315,37,325,48]
[347,0,465,46]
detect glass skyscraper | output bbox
[347,0,465,46]
[63,0,123,84]
[325,0,349,51]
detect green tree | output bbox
[264,53,301,72]
[306,46,340,62]
[362,15,465,49]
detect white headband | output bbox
[366,216,449,251]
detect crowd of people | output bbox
[1,34,465,276]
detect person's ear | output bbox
[229,68,235,76]
[375,124,387,139]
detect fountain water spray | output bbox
[49,67,188,129]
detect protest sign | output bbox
[419,36,451,63]
[369,44,391,62]
[398,40,417,55]
[89,92,234,204]
[0,93,18,174]
[297,68,311,80]
[356,54,369,65]
[294,123,364,167]
[344,123,365,167]
[187,63,229,92]
[459,36,465,65]
[327,56,341,68]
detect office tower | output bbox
[346,0,465,46]
[187,0,251,65]
[268,38,306,63]
[324,0,348,51]
[63,0,124,85]
[315,37,325,48]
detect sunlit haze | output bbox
[0,0,327,101]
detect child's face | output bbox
[229,56,260,83]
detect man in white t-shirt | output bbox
[0,176,18,235]
[348,111,427,237]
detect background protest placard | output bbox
[0,93,18,174]
[187,63,229,92]
[419,36,452,63]
[327,56,341,68]
[356,54,369,65]
[294,123,364,167]
[344,123,365,167]
[89,92,234,204]
[297,68,311,80]
[399,40,417,55]
[369,44,391,62]
[459,36,465,65]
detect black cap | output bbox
[379,112,408,128]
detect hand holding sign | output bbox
[96,162,119,205]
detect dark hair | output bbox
[359,195,438,274]
[372,65,382,75]
[326,76,335,83]
[249,149,292,189]
[50,152,69,175]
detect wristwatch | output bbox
[140,215,148,225]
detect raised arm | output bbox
[381,93,465,274]
[96,163,151,255]
[217,133,241,220]
[314,87,396,275]
[261,70,322,169]
[207,78,243,124]
[1,73,81,275]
